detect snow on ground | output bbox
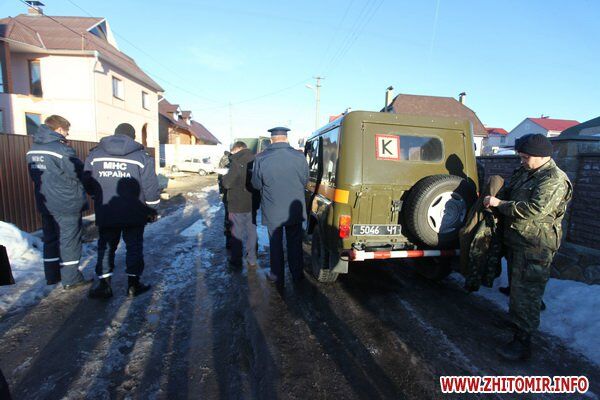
[0,221,49,314]
[0,186,221,316]
[257,214,269,250]
[180,220,206,237]
[451,260,600,366]
[0,221,96,315]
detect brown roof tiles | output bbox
[382,94,488,137]
[0,14,163,92]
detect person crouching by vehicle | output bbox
[25,115,89,290]
[221,142,259,268]
[84,123,160,298]
[484,134,572,361]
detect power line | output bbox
[64,0,219,103]
[315,0,356,74]
[322,0,377,73]
[16,0,313,113]
[17,0,86,49]
[195,78,311,112]
[325,0,385,75]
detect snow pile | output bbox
[452,260,600,366]
[0,221,49,314]
[0,221,42,262]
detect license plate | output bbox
[352,224,402,236]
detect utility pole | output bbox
[314,76,323,130]
[306,76,324,131]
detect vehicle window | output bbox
[322,128,339,185]
[388,134,443,162]
[193,158,200,163]
[184,159,192,163]
[305,139,319,180]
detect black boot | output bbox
[127,276,151,297]
[496,330,531,361]
[88,277,113,299]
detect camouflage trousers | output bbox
[506,247,553,334]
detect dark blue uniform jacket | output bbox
[251,142,309,229]
[84,134,160,227]
[26,125,87,215]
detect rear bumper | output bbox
[349,249,459,262]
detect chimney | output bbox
[26,1,45,15]
[458,92,467,104]
[385,86,394,110]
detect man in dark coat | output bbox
[221,141,259,268]
[84,123,160,298]
[251,127,309,289]
[217,150,232,248]
[25,115,88,289]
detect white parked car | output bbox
[171,158,215,175]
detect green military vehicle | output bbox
[234,136,272,155]
[304,111,478,282]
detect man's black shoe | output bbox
[496,332,531,361]
[88,278,113,299]
[127,276,151,297]
[63,279,92,291]
[499,286,511,296]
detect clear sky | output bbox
[3,0,599,145]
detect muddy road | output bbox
[1,179,598,399]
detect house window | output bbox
[142,91,149,110]
[89,21,108,41]
[0,109,4,132]
[29,60,42,97]
[112,76,123,100]
[500,136,506,144]
[25,112,41,135]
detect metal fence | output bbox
[0,133,154,232]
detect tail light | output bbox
[339,214,351,239]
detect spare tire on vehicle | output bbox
[403,174,476,248]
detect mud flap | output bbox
[330,252,349,274]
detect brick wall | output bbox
[476,155,521,184]
[567,155,600,250]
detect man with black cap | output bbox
[26,115,89,289]
[252,127,309,290]
[484,133,572,361]
[84,123,160,298]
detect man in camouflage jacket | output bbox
[485,134,572,361]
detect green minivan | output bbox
[304,111,479,282]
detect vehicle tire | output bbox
[198,169,207,176]
[404,175,476,248]
[414,257,453,281]
[310,227,339,283]
[171,165,179,173]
